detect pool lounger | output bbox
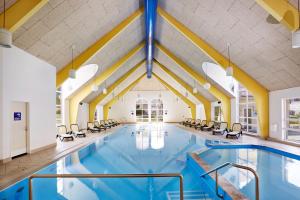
[101,120,112,129]
[190,119,201,128]
[70,124,86,138]
[212,122,228,135]
[94,121,107,131]
[187,119,196,127]
[195,120,207,130]
[182,118,192,126]
[226,123,243,139]
[57,125,74,141]
[108,119,117,127]
[201,121,215,131]
[87,122,101,133]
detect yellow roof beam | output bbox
[256,0,299,31]
[69,42,144,124]
[158,7,269,138]
[156,43,230,125]
[56,7,144,87]
[153,73,196,119]
[154,60,211,121]
[0,0,48,32]
[103,73,146,120]
[89,60,145,121]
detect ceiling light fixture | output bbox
[0,0,12,48]
[102,87,107,94]
[292,0,300,48]
[193,80,198,94]
[69,45,76,79]
[226,43,233,76]
[91,84,98,92]
[203,63,211,90]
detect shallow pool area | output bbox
[199,145,300,200]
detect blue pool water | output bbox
[1,124,221,200]
[199,145,300,200]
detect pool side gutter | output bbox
[188,152,249,200]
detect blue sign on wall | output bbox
[14,112,21,121]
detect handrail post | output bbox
[200,162,259,200]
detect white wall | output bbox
[196,104,206,120]
[106,90,196,122]
[269,86,300,140]
[77,103,89,129]
[0,46,56,160]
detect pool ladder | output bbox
[200,162,259,200]
[28,173,184,200]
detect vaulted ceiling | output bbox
[10,0,300,102]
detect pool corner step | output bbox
[166,190,212,200]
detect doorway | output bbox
[11,101,28,157]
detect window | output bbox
[136,99,149,122]
[238,84,258,134]
[151,99,163,122]
[94,109,98,121]
[56,88,62,125]
[283,98,300,142]
[214,104,223,122]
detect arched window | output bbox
[151,99,163,122]
[136,99,149,122]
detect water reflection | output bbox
[135,124,165,150]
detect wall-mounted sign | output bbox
[14,112,21,121]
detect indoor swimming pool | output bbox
[2,124,300,200]
[1,124,220,200]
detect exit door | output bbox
[11,102,28,157]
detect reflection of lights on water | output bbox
[151,130,164,150]
[136,124,165,150]
[136,131,150,150]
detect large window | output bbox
[136,99,149,122]
[56,88,62,125]
[283,98,300,142]
[214,102,224,122]
[238,84,258,134]
[151,99,163,122]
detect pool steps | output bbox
[166,190,212,200]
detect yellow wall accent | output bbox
[103,74,146,120]
[69,43,144,124]
[0,0,48,32]
[158,8,269,138]
[89,60,145,121]
[154,60,211,121]
[153,73,196,119]
[56,7,144,87]
[256,0,299,31]
[156,44,231,126]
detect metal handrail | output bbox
[28,173,183,200]
[200,162,259,200]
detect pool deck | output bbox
[1,123,300,191]
[177,124,300,156]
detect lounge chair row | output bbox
[57,119,120,141]
[57,124,86,141]
[87,119,120,133]
[181,118,243,139]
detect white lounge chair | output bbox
[202,121,215,131]
[226,123,243,139]
[212,122,228,135]
[57,125,74,141]
[70,124,86,138]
